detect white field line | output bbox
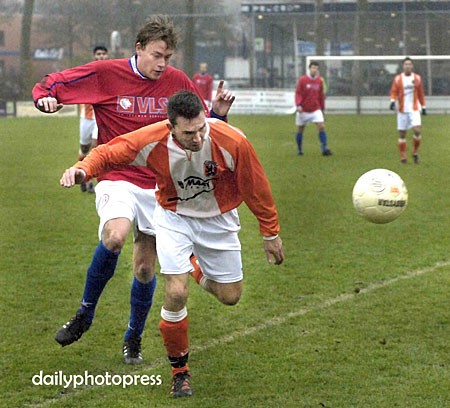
[29,259,450,407]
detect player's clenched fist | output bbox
[36,97,64,113]
[60,167,86,187]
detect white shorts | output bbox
[397,111,421,131]
[80,118,98,145]
[95,180,156,240]
[295,109,324,126]
[154,204,243,283]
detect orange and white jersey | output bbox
[390,73,425,113]
[76,118,280,237]
[80,103,95,120]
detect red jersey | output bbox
[192,72,213,102]
[32,57,206,189]
[295,74,325,113]
[75,118,280,237]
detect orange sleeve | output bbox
[390,76,398,101]
[235,137,280,237]
[74,121,168,179]
[417,75,426,107]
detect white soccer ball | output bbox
[352,169,408,224]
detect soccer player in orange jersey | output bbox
[390,57,426,164]
[60,90,285,398]
[33,16,233,366]
[79,45,108,192]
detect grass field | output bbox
[1,113,450,408]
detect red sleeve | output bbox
[295,77,303,106]
[320,78,325,110]
[32,61,103,105]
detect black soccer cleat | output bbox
[55,310,91,347]
[297,150,304,156]
[171,371,193,398]
[80,182,87,192]
[123,335,143,365]
[413,154,420,164]
[322,149,333,156]
[86,181,95,193]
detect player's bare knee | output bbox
[102,229,127,252]
[134,263,155,283]
[166,282,188,309]
[220,293,241,306]
[217,287,241,306]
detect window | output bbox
[0,31,4,47]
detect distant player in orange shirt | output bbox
[192,62,213,108]
[60,90,285,398]
[390,57,426,164]
[79,45,108,192]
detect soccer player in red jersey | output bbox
[192,62,213,107]
[32,15,234,364]
[295,61,332,156]
[60,90,285,398]
[390,57,426,164]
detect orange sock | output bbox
[159,316,189,362]
[398,139,407,160]
[413,135,421,155]
[189,254,204,285]
[172,365,190,376]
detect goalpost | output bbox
[304,55,450,114]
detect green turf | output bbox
[1,114,449,407]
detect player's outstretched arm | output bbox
[60,167,86,188]
[36,97,64,113]
[263,236,285,265]
[211,80,235,117]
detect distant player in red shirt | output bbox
[60,90,285,398]
[32,16,234,365]
[192,62,213,107]
[79,45,109,193]
[295,61,332,156]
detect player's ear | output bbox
[135,42,143,54]
[166,122,174,133]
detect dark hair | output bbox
[309,60,319,68]
[135,15,179,49]
[402,57,413,64]
[167,91,204,125]
[93,45,108,54]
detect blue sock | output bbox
[318,131,328,151]
[79,241,120,323]
[124,275,157,341]
[296,132,303,152]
